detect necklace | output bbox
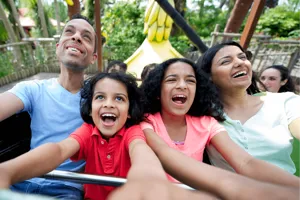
[173,140,185,145]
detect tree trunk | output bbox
[219,0,228,9]
[224,0,253,34]
[172,0,186,35]
[0,2,22,69]
[37,0,49,37]
[68,0,81,19]
[85,0,94,21]
[54,0,61,35]
[8,0,27,39]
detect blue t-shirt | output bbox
[9,78,85,190]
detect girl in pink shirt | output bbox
[140,58,299,187]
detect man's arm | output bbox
[144,129,299,200]
[0,138,79,188]
[0,92,24,121]
[211,131,300,188]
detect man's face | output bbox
[56,19,97,71]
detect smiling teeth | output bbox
[173,95,186,98]
[69,47,79,52]
[233,71,247,78]
[101,113,116,117]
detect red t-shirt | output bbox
[70,123,145,200]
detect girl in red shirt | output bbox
[0,73,179,200]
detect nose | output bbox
[72,32,82,43]
[233,57,243,68]
[176,79,187,89]
[103,98,115,108]
[262,79,269,86]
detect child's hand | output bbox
[107,180,217,200]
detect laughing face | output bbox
[56,19,97,71]
[211,45,252,91]
[160,62,196,118]
[91,78,129,139]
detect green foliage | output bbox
[0,50,14,77]
[102,2,145,61]
[26,0,55,37]
[0,21,8,43]
[256,5,300,37]
[169,35,190,55]
[45,0,68,23]
[185,0,228,38]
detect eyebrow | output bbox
[165,74,196,79]
[64,25,93,36]
[93,91,128,98]
[64,25,75,30]
[217,52,246,63]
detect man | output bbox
[106,60,127,73]
[0,14,97,199]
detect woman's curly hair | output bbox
[80,72,144,127]
[140,58,225,121]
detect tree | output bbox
[256,5,300,37]
[102,2,145,60]
[185,0,228,37]
[54,0,61,34]
[37,0,49,37]
[287,0,299,11]
[0,1,21,68]
[26,0,55,37]
[8,0,27,38]
[67,0,80,19]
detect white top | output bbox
[207,92,300,174]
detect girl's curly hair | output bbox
[140,58,225,121]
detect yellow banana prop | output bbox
[65,0,74,6]
[144,0,175,42]
[125,0,183,80]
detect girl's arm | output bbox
[128,138,166,180]
[289,118,300,140]
[144,129,299,200]
[211,131,300,187]
[111,138,217,200]
[0,138,79,188]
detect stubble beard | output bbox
[61,59,88,72]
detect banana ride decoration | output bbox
[125,0,183,79]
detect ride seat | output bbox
[0,112,31,163]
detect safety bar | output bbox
[41,170,195,190]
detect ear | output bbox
[56,43,59,48]
[281,79,288,86]
[90,53,98,65]
[127,114,131,119]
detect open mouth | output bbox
[232,71,247,78]
[66,46,83,54]
[101,113,117,125]
[172,95,187,104]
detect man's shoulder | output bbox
[13,78,56,89]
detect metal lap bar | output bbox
[41,170,195,190]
